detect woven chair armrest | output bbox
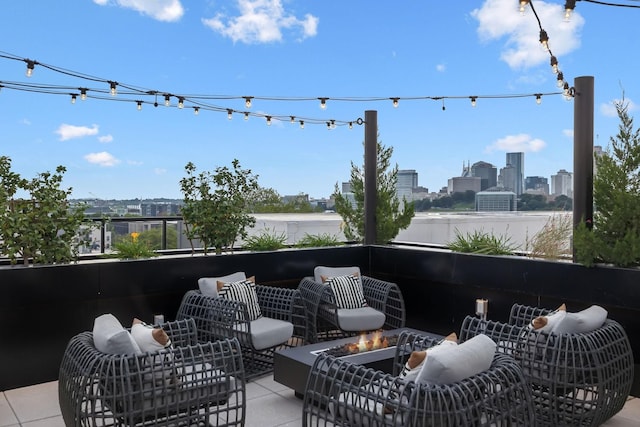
[509,303,552,326]
[298,277,335,309]
[362,276,406,329]
[392,331,445,376]
[161,318,198,347]
[255,284,295,320]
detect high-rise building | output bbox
[525,176,549,195]
[448,176,481,194]
[397,169,418,202]
[551,169,573,197]
[498,164,517,192]
[471,161,497,191]
[505,152,524,196]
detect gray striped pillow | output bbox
[218,279,262,321]
[325,274,367,309]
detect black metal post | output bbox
[364,110,377,245]
[573,76,594,260]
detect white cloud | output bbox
[485,133,546,153]
[203,0,319,44]
[94,0,184,22]
[600,98,637,117]
[154,168,167,175]
[84,152,120,167]
[98,134,113,143]
[55,124,99,141]
[471,0,584,70]
[563,129,574,138]
[436,63,446,72]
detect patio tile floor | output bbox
[1,376,638,426]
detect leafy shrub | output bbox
[243,228,287,251]
[447,229,517,255]
[111,232,157,259]
[527,214,572,260]
[296,233,343,248]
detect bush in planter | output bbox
[110,232,158,259]
[179,160,258,255]
[574,98,640,267]
[0,156,92,265]
[243,228,287,251]
[296,233,343,248]
[447,228,517,255]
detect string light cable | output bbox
[1,50,565,127]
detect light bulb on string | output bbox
[556,72,565,88]
[564,0,576,21]
[326,121,331,130]
[535,94,542,105]
[266,116,272,126]
[470,97,477,108]
[290,116,295,124]
[70,94,77,104]
[136,101,142,111]
[109,81,117,96]
[319,97,328,110]
[348,122,353,129]
[330,119,336,129]
[164,94,171,107]
[550,56,559,74]
[244,112,249,121]
[25,60,35,77]
[244,97,253,108]
[539,29,549,51]
[80,88,87,101]
[391,98,399,108]
[299,120,304,129]
[227,109,233,120]
[178,97,184,109]
[519,0,530,15]
[194,107,200,115]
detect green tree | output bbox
[0,156,91,265]
[247,186,283,213]
[333,137,414,244]
[518,193,549,211]
[180,160,258,255]
[574,99,640,267]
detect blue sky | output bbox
[0,0,637,200]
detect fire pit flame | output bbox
[318,331,399,358]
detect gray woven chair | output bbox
[460,303,634,427]
[58,318,245,427]
[176,283,306,380]
[303,330,536,426]
[298,266,405,343]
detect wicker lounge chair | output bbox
[460,303,634,427]
[302,330,536,426]
[176,272,306,380]
[298,266,405,343]
[58,318,245,427]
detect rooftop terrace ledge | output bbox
[0,244,638,396]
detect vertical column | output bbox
[364,110,377,245]
[573,76,594,260]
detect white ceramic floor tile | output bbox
[245,380,274,401]
[0,393,19,427]
[4,381,60,423]
[20,414,65,427]
[243,392,303,427]
[254,374,291,393]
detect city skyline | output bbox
[1,1,636,200]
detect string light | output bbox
[319,97,328,109]
[299,120,304,129]
[194,106,199,115]
[470,96,477,107]
[109,81,117,96]
[391,97,399,108]
[70,94,76,104]
[79,88,87,101]
[244,112,249,121]
[266,115,272,126]
[550,56,558,74]
[244,96,253,108]
[519,0,530,14]
[556,72,565,88]
[349,122,353,129]
[539,29,549,51]
[25,59,35,77]
[535,94,542,105]
[164,94,171,106]
[136,100,142,111]
[227,109,233,120]
[326,121,331,130]
[564,0,577,20]
[177,97,184,109]
[290,116,295,124]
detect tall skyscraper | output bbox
[471,161,497,191]
[505,152,524,196]
[525,176,549,195]
[397,169,418,202]
[551,169,573,197]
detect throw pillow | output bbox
[530,303,567,333]
[315,266,361,285]
[399,332,458,382]
[198,271,247,297]
[324,274,368,309]
[217,278,262,321]
[131,318,172,353]
[93,313,141,355]
[416,334,496,385]
[553,305,608,334]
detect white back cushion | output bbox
[198,272,247,297]
[553,305,608,334]
[314,266,361,284]
[93,313,141,355]
[416,334,495,385]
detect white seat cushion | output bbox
[234,317,294,350]
[336,307,385,331]
[314,266,362,285]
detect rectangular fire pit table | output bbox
[273,328,442,397]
